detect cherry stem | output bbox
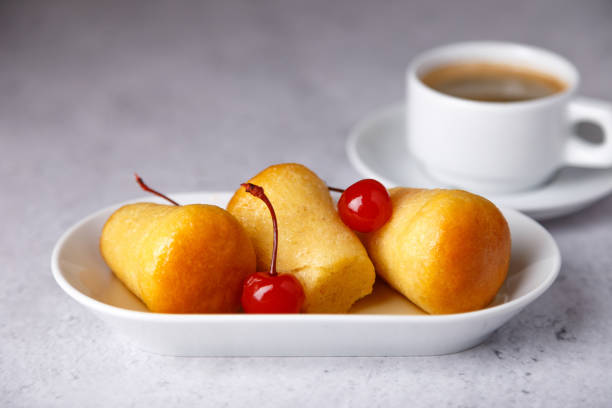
[134,173,180,206]
[328,186,345,193]
[242,183,278,277]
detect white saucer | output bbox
[347,103,612,220]
[52,192,559,356]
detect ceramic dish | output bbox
[51,192,560,356]
[347,103,612,220]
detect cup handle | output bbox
[564,97,612,168]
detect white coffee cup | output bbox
[407,41,612,194]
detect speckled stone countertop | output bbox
[1,0,611,406]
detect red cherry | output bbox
[241,272,305,313]
[240,183,305,314]
[336,179,392,233]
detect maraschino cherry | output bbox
[240,183,305,314]
[331,179,392,233]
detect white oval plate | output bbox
[51,192,560,356]
[347,103,612,220]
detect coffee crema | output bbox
[420,62,567,102]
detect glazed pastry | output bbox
[361,188,511,314]
[227,163,375,313]
[100,203,256,313]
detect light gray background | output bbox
[1,0,611,406]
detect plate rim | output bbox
[346,101,612,213]
[51,191,561,323]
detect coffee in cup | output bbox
[420,62,566,103]
[406,42,612,194]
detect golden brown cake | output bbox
[100,203,256,313]
[227,163,376,313]
[361,188,511,314]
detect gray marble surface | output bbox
[1,0,612,406]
